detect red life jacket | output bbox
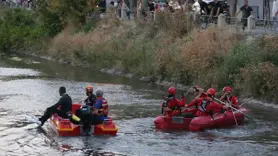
[195,97,224,117]
[221,96,239,108]
[99,98,108,116]
[161,96,186,117]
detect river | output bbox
[0,53,278,156]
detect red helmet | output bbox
[206,88,216,96]
[222,86,232,92]
[168,87,176,95]
[85,85,93,92]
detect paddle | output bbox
[226,95,238,126]
[211,95,255,122]
[198,91,255,121]
[239,97,254,107]
[184,86,194,97]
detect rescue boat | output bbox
[49,103,118,136]
[154,107,249,131]
[189,107,248,131]
[154,107,197,130]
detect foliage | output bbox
[36,0,92,36]
[0,9,43,51]
[235,62,278,103]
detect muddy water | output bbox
[0,53,278,156]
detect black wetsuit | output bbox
[40,94,72,122]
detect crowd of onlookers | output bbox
[3,0,273,30]
[0,0,33,9]
[98,0,234,22]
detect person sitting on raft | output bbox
[72,89,108,133]
[220,86,239,108]
[38,86,72,126]
[72,85,97,126]
[92,89,109,124]
[181,86,206,112]
[179,86,205,117]
[84,85,96,106]
[192,86,207,99]
[185,88,228,117]
[161,87,186,117]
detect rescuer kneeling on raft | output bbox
[220,86,239,108]
[185,88,228,117]
[161,87,186,117]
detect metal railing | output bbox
[254,19,278,31]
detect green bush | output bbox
[234,62,278,103]
[0,9,44,51]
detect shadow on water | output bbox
[0,53,278,155]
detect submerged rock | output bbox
[10,57,23,62]
[125,73,134,78]
[140,76,152,82]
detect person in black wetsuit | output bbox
[38,86,72,126]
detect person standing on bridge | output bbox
[235,0,253,31]
[38,86,72,126]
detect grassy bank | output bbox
[1,8,278,103]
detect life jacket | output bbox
[198,98,213,114]
[99,98,108,116]
[162,96,179,110]
[222,95,239,108]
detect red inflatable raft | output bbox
[154,107,249,131]
[49,103,118,136]
[189,107,248,131]
[154,107,197,130]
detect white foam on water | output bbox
[0,67,40,77]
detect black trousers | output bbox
[40,105,68,122]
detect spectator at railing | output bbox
[219,1,230,16]
[99,0,107,13]
[273,0,278,19]
[192,0,201,14]
[155,1,162,12]
[235,0,253,30]
[121,1,130,20]
[148,0,155,20]
[109,1,115,8]
[117,0,123,18]
[273,0,278,30]
[148,0,155,13]
[164,1,170,12]
[198,0,208,15]
[207,0,221,19]
[137,0,142,18]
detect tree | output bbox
[36,0,91,35]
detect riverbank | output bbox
[1,8,278,103]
